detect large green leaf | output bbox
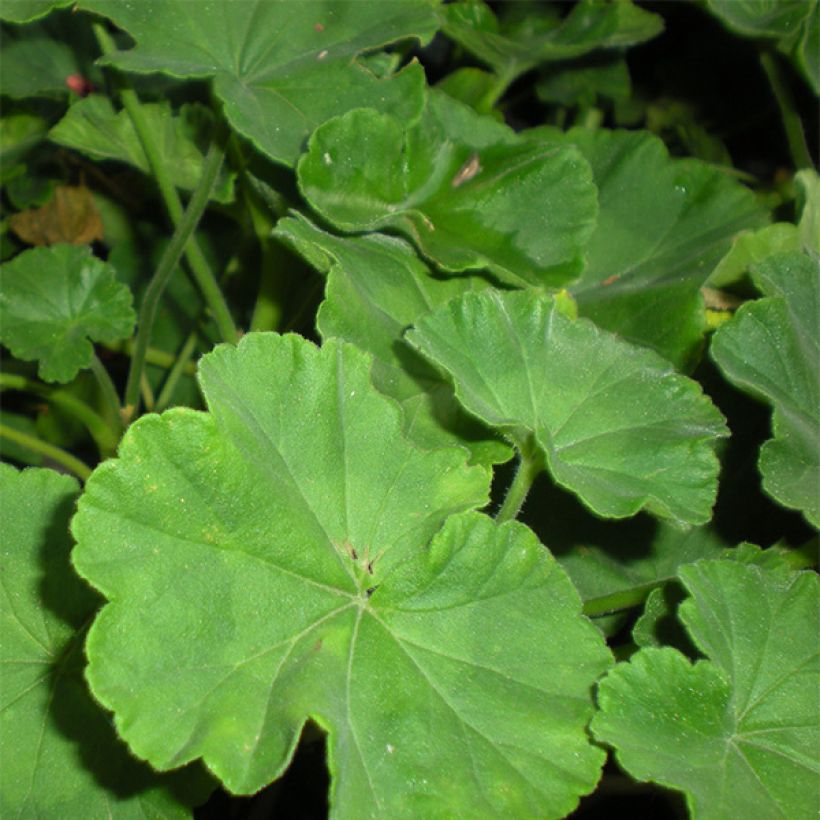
[0,0,71,23]
[440,0,662,86]
[274,212,511,465]
[71,332,612,814]
[298,90,597,288]
[50,96,235,203]
[79,0,436,167]
[0,464,211,817]
[711,251,820,526]
[524,127,768,368]
[0,243,135,382]
[407,289,728,525]
[592,559,820,819]
[0,244,136,383]
[706,0,813,38]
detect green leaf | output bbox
[440,0,662,86]
[71,332,612,813]
[592,559,820,819]
[408,289,728,525]
[536,54,632,108]
[0,0,72,23]
[50,96,235,203]
[0,410,44,465]
[0,244,135,383]
[794,2,819,93]
[79,0,436,167]
[711,251,820,526]
[0,111,48,169]
[436,67,501,116]
[0,464,212,817]
[706,0,812,40]
[298,90,598,288]
[274,212,511,465]
[527,127,769,368]
[707,222,800,288]
[796,168,820,255]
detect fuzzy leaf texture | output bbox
[711,251,820,526]
[79,0,437,166]
[0,243,136,382]
[0,464,211,817]
[71,332,613,817]
[592,559,820,819]
[298,90,598,288]
[407,290,728,525]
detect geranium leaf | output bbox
[274,212,511,465]
[9,184,104,246]
[711,251,820,526]
[407,290,728,524]
[71,332,612,814]
[298,90,597,288]
[440,0,662,85]
[592,559,820,819]
[0,244,135,383]
[0,0,72,23]
[0,464,212,817]
[50,96,235,203]
[526,127,768,368]
[79,0,436,167]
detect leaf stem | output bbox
[0,372,118,456]
[582,582,660,619]
[155,329,200,412]
[92,22,239,343]
[123,136,227,421]
[759,49,815,170]
[103,340,198,374]
[0,423,92,481]
[495,443,544,523]
[89,352,123,433]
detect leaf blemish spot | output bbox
[317,50,328,60]
[451,153,481,188]
[323,152,332,166]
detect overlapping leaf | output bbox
[71,332,612,815]
[407,290,728,524]
[524,127,768,368]
[440,0,662,86]
[0,0,71,23]
[79,0,436,166]
[50,97,235,203]
[274,212,510,464]
[711,251,820,526]
[592,559,820,819]
[0,464,211,817]
[299,90,597,288]
[0,244,135,382]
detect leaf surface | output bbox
[0,464,210,817]
[408,289,727,524]
[0,244,135,383]
[274,212,511,465]
[71,332,612,815]
[298,90,597,288]
[440,0,662,84]
[526,127,768,367]
[592,559,820,819]
[79,0,436,166]
[711,251,820,526]
[50,96,235,203]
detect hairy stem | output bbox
[583,582,660,619]
[759,49,815,170]
[89,353,124,433]
[0,423,92,481]
[123,137,226,420]
[155,329,200,412]
[495,444,544,523]
[93,22,239,343]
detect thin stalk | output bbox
[0,423,92,481]
[0,372,118,456]
[123,137,226,421]
[155,329,199,412]
[89,353,124,433]
[93,22,238,344]
[759,49,815,170]
[582,582,660,619]
[495,445,544,524]
[103,340,198,374]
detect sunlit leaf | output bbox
[408,289,728,524]
[71,332,612,814]
[592,559,820,819]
